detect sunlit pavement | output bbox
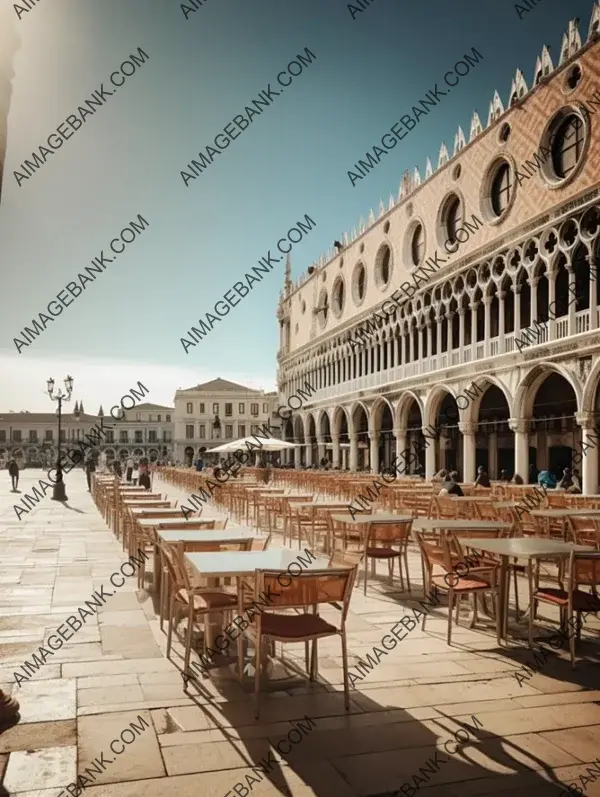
[1,469,600,797]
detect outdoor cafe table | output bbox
[331,512,413,524]
[128,505,179,514]
[530,508,600,540]
[459,537,594,645]
[290,502,351,550]
[184,548,330,681]
[412,519,512,533]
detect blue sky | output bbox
[0,0,594,411]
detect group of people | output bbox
[429,463,582,495]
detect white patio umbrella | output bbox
[210,436,299,453]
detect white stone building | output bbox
[276,4,600,493]
[173,378,280,464]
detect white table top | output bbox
[125,500,171,507]
[331,513,413,524]
[413,519,512,531]
[158,529,259,543]
[185,548,329,578]
[137,517,219,527]
[129,506,179,515]
[463,537,594,558]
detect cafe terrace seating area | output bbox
[2,466,600,796]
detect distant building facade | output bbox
[173,378,280,464]
[0,401,174,467]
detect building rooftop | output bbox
[177,378,264,394]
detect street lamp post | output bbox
[47,375,74,502]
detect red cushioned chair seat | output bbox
[366,547,398,558]
[253,612,337,639]
[431,575,492,591]
[535,587,600,612]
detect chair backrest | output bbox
[568,516,600,549]
[175,539,252,556]
[254,567,357,624]
[568,549,600,588]
[415,530,447,572]
[367,519,413,546]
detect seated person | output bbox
[474,465,491,488]
[570,468,582,493]
[499,469,510,482]
[537,470,557,489]
[439,471,464,497]
[512,472,524,484]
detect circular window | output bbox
[411,223,425,266]
[499,123,511,143]
[316,288,329,328]
[383,221,390,234]
[332,276,345,318]
[439,193,463,247]
[375,243,393,289]
[452,164,461,181]
[486,159,514,220]
[540,110,587,185]
[352,262,367,305]
[565,64,582,92]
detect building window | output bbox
[105,431,114,443]
[186,402,193,414]
[352,262,367,305]
[148,430,157,442]
[332,276,345,317]
[375,243,392,288]
[136,413,141,421]
[29,431,38,442]
[12,430,21,442]
[225,424,233,438]
[45,430,53,441]
[0,430,6,442]
[166,414,171,422]
[225,403,233,416]
[442,194,463,245]
[239,403,245,414]
[157,414,161,422]
[551,114,585,180]
[411,224,425,266]
[135,431,143,443]
[316,288,329,327]
[185,425,194,439]
[238,424,246,438]
[251,424,259,434]
[119,432,128,443]
[212,403,219,415]
[199,424,205,438]
[148,414,153,422]
[490,161,513,217]
[199,404,205,414]
[263,403,268,413]
[251,403,259,416]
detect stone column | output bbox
[316,435,326,465]
[369,432,380,475]
[293,442,301,469]
[423,427,436,479]
[567,266,577,336]
[332,434,341,469]
[483,297,491,358]
[458,309,465,359]
[394,429,407,465]
[575,412,599,495]
[436,315,443,360]
[509,419,529,481]
[547,270,557,340]
[590,247,598,330]
[447,312,454,356]
[305,437,313,467]
[349,433,358,472]
[426,323,432,360]
[513,286,521,341]
[470,302,478,360]
[418,323,424,364]
[530,277,538,330]
[498,291,505,353]
[459,422,477,483]
[489,431,498,478]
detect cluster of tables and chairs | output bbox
[92,466,600,717]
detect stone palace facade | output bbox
[276,3,600,494]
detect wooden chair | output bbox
[529,550,600,665]
[568,516,600,549]
[247,566,357,718]
[415,532,499,645]
[363,519,413,595]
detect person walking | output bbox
[7,457,19,491]
[125,456,134,483]
[138,458,151,490]
[84,454,96,492]
[131,460,139,486]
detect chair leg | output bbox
[455,594,461,625]
[254,635,262,720]
[304,641,310,674]
[363,555,369,596]
[166,596,175,659]
[447,589,454,646]
[184,603,195,675]
[341,632,350,711]
[310,639,318,681]
[404,551,411,593]
[527,565,535,648]
[512,567,520,620]
[570,611,576,668]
